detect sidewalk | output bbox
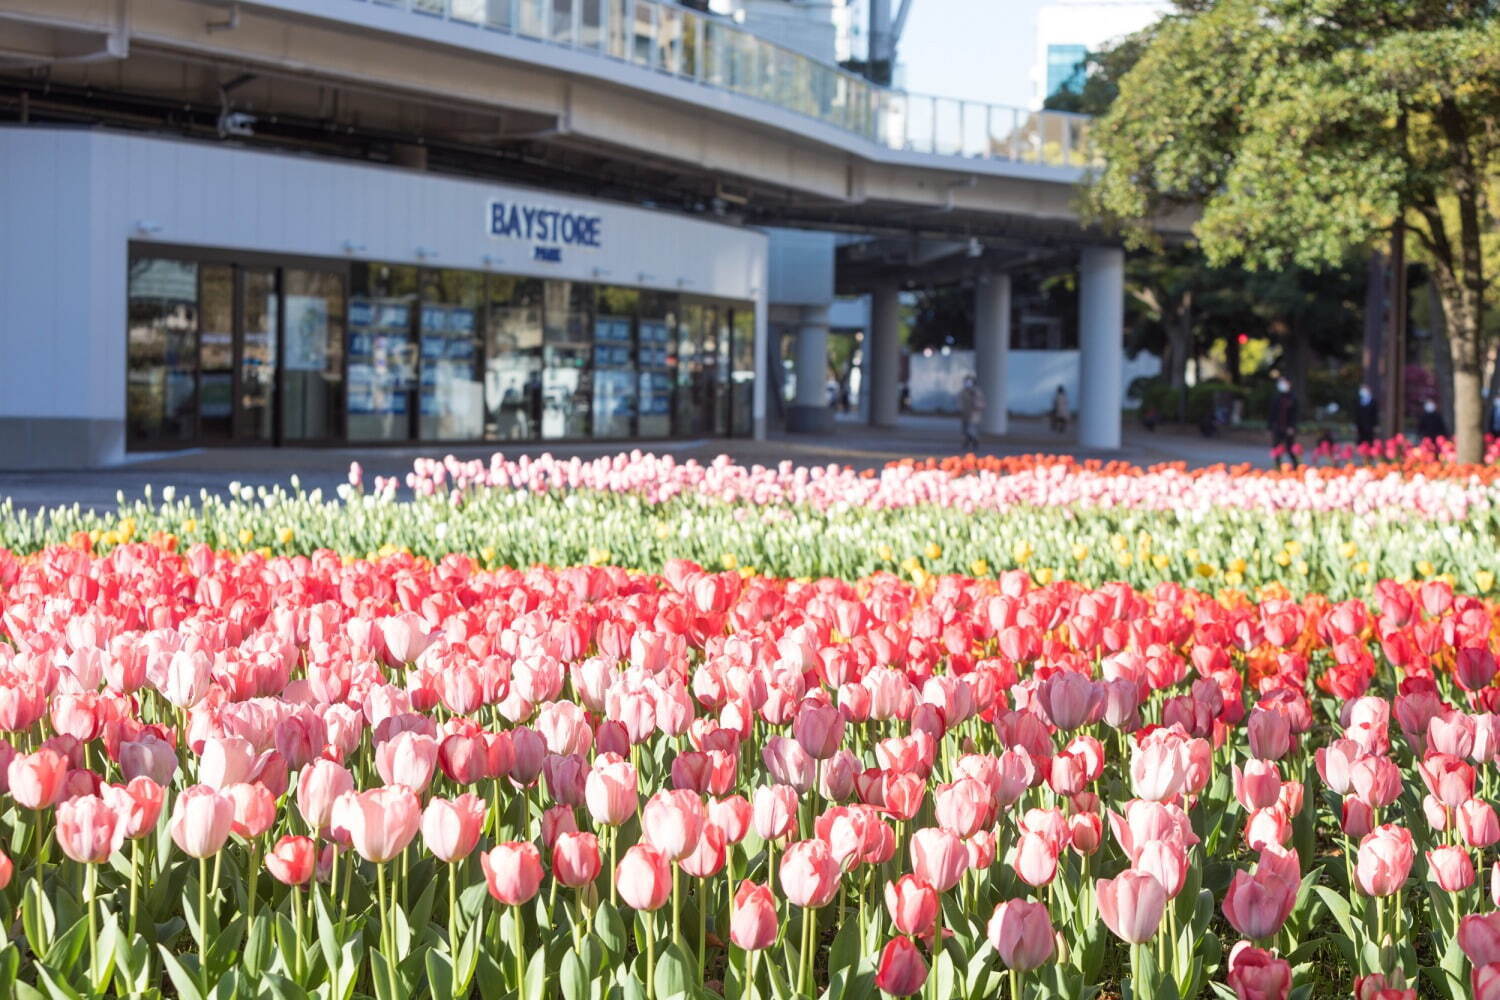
[0,414,1276,513]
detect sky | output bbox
[897,0,1041,110]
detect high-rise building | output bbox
[1032,0,1170,107]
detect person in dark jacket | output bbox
[1488,393,1500,436]
[1354,384,1379,446]
[1418,399,1449,445]
[1268,378,1299,467]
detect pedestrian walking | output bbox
[958,375,984,450]
[1269,378,1299,467]
[1354,384,1378,446]
[1418,398,1449,445]
[1050,385,1069,433]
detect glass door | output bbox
[236,268,278,444]
[281,269,346,442]
[197,265,236,443]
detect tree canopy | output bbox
[1087,0,1500,459]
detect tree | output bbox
[1086,0,1500,461]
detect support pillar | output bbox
[868,285,901,428]
[974,271,1011,437]
[1078,246,1125,450]
[787,305,833,433]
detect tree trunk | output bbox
[1429,281,1455,437]
[1167,292,1192,391]
[1434,99,1488,464]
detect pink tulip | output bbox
[1222,862,1297,940]
[198,736,255,790]
[55,794,125,864]
[552,831,602,888]
[779,839,841,908]
[679,823,727,879]
[753,784,799,842]
[8,749,67,809]
[1459,798,1500,848]
[480,842,544,905]
[421,794,487,863]
[616,844,672,911]
[987,899,1055,971]
[1233,760,1283,812]
[730,880,778,951]
[100,777,165,839]
[297,759,354,833]
[910,827,967,893]
[1137,839,1188,898]
[1012,830,1059,888]
[1226,941,1291,1000]
[1246,707,1292,760]
[708,794,752,844]
[265,835,317,886]
[874,936,928,997]
[375,731,439,792]
[584,755,639,827]
[642,789,706,861]
[792,704,845,760]
[1459,912,1500,968]
[1096,869,1166,943]
[225,782,277,838]
[119,735,177,786]
[169,785,236,858]
[331,787,420,864]
[1427,846,1475,891]
[884,874,938,937]
[1355,824,1414,897]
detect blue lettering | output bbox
[534,246,561,262]
[490,200,602,249]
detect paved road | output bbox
[0,414,1276,513]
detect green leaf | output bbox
[21,884,56,965]
[654,942,691,999]
[158,945,207,1000]
[561,949,587,1000]
[43,916,89,974]
[931,950,956,1000]
[829,917,861,978]
[34,965,81,1000]
[594,903,626,955]
[525,945,549,999]
[425,948,455,1000]
[1313,886,1357,940]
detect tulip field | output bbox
[2,452,1500,999]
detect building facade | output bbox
[0,129,767,467]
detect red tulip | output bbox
[779,839,841,908]
[169,785,236,858]
[616,844,671,911]
[480,842,544,905]
[1355,824,1414,897]
[421,793,487,863]
[730,880,778,951]
[265,835,317,886]
[55,794,124,864]
[987,899,1055,971]
[883,874,937,937]
[874,936,928,997]
[552,831,602,888]
[1096,869,1166,943]
[331,787,420,864]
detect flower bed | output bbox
[0,540,1495,998]
[2,451,1498,600]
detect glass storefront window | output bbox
[126,247,752,449]
[127,258,199,444]
[579,0,603,51]
[636,292,677,437]
[348,264,419,442]
[731,306,755,437]
[282,269,346,442]
[593,286,639,438]
[632,1,654,66]
[485,276,544,441]
[419,270,485,441]
[197,265,235,443]
[542,280,593,439]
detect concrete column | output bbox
[751,288,769,440]
[1078,246,1126,450]
[787,305,833,433]
[973,271,1011,437]
[868,285,901,428]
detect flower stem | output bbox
[85,864,97,989]
[513,904,526,1000]
[646,910,657,1000]
[292,886,305,982]
[198,855,210,994]
[128,838,140,941]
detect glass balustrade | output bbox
[346,0,1093,169]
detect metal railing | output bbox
[367,0,1095,168]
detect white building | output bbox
[1032,0,1171,107]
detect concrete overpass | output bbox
[0,0,1145,450]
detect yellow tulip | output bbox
[237,529,254,547]
[721,552,739,570]
[277,527,295,545]
[1224,570,1244,588]
[924,542,942,561]
[1035,567,1055,585]
[1417,560,1436,578]
[878,544,896,563]
[1228,557,1247,575]
[1477,570,1495,593]
[1339,541,1358,560]
[182,518,198,534]
[1152,553,1170,571]
[1072,544,1090,562]
[969,559,991,577]
[1011,540,1033,564]
[1195,563,1217,578]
